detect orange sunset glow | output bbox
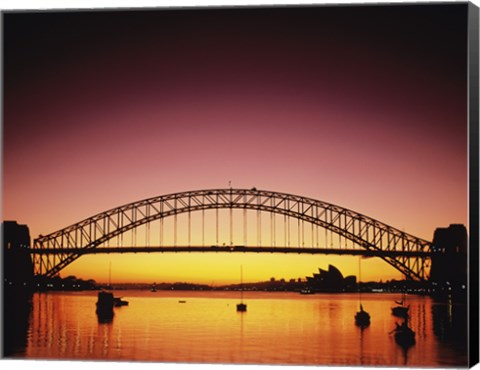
[3,5,468,286]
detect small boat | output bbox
[96,291,114,322]
[236,302,247,311]
[236,265,247,312]
[392,291,409,318]
[355,304,371,327]
[96,291,114,312]
[300,288,314,295]
[178,300,186,303]
[114,297,129,307]
[354,257,370,327]
[392,305,409,318]
[393,321,416,347]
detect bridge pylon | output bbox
[429,224,468,297]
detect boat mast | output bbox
[358,257,362,306]
[240,265,244,303]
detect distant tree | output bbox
[270,277,276,282]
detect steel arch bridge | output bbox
[31,188,432,280]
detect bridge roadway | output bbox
[30,245,431,258]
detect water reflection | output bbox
[97,311,114,324]
[357,325,367,365]
[3,291,469,366]
[3,290,32,356]
[399,341,411,365]
[431,296,467,342]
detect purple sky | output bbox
[3,4,469,282]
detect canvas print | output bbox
[2,2,479,368]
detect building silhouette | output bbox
[305,264,356,292]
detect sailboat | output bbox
[236,266,247,312]
[355,304,370,327]
[355,257,370,327]
[96,290,114,322]
[391,290,409,318]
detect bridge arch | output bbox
[32,188,432,280]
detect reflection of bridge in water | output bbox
[32,188,433,280]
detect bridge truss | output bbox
[32,188,432,280]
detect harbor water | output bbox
[8,291,468,367]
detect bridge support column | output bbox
[429,224,467,300]
[3,221,34,291]
[2,221,34,357]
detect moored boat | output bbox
[392,292,409,318]
[96,291,114,322]
[354,257,370,327]
[355,304,371,327]
[236,265,247,312]
[96,291,114,312]
[114,297,129,307]
[391,305,409,318]
[236,302,247,312]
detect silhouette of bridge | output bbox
[31,188,432,280]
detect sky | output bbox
[2,3,470,284]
